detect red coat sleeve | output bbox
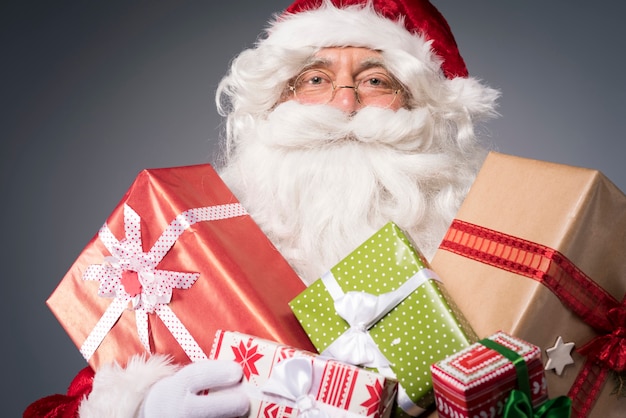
[23,367,94,418]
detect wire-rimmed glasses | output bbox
[288,68,403,108]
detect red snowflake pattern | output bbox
[261,403,293,417]
[360,380,383,417]
[231,339,264,379]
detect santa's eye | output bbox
[290,69,334,98]
[358,72,396,91]
[307,75,325,85]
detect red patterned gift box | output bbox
[431,152,626,417]
[430,332,559,418]
[209,330,398,417]
[47,164,315,370]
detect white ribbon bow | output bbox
[79,202,247,362]
[322,290,394,368]
[320,268,439,368]
[320,268,440,416]
[262,357,329,418]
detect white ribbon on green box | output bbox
[289,221,477,418]
[321,267,440,415]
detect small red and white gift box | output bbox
[210,330,398,417]
[430,332,548,418]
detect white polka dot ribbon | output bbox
[80,202,247,362]
[320,268,440,416]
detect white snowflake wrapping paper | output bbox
[209,330,398,418]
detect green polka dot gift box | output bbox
[289,221,477,417]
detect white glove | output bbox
[140,359,249,418]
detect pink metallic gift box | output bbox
[47,164,314,370]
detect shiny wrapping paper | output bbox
[47,164,314,371]
[289,222,477,417]
[430,152,626,418]
[209,330,398,417]
[430,332,549,418]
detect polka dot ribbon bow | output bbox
[79,202,247,362]
[320,267,441,416]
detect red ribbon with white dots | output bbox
[80,202,247,362]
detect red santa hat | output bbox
[263,0,469,80]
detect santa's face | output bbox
[281,47,406,112]
[219,47,486,284]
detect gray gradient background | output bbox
[2,1,625,415]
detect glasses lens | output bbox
[293,69,334,103]
[356,72,400,107]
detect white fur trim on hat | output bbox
[265,2,441,76]
[262,2,441,74]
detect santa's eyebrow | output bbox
[300,56,332,70]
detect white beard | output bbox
[219,101,486,284]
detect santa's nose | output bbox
[329,85,360,113]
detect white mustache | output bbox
[257,101,434,151]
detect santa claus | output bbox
[25,0,498,417]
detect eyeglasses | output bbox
[288,69,403,108]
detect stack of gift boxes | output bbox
[48,152,625,417]
[430,152,626,417]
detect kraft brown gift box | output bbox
[47,164,315,371]
[430,152,625,418]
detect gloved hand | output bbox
[140,359,249,418]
